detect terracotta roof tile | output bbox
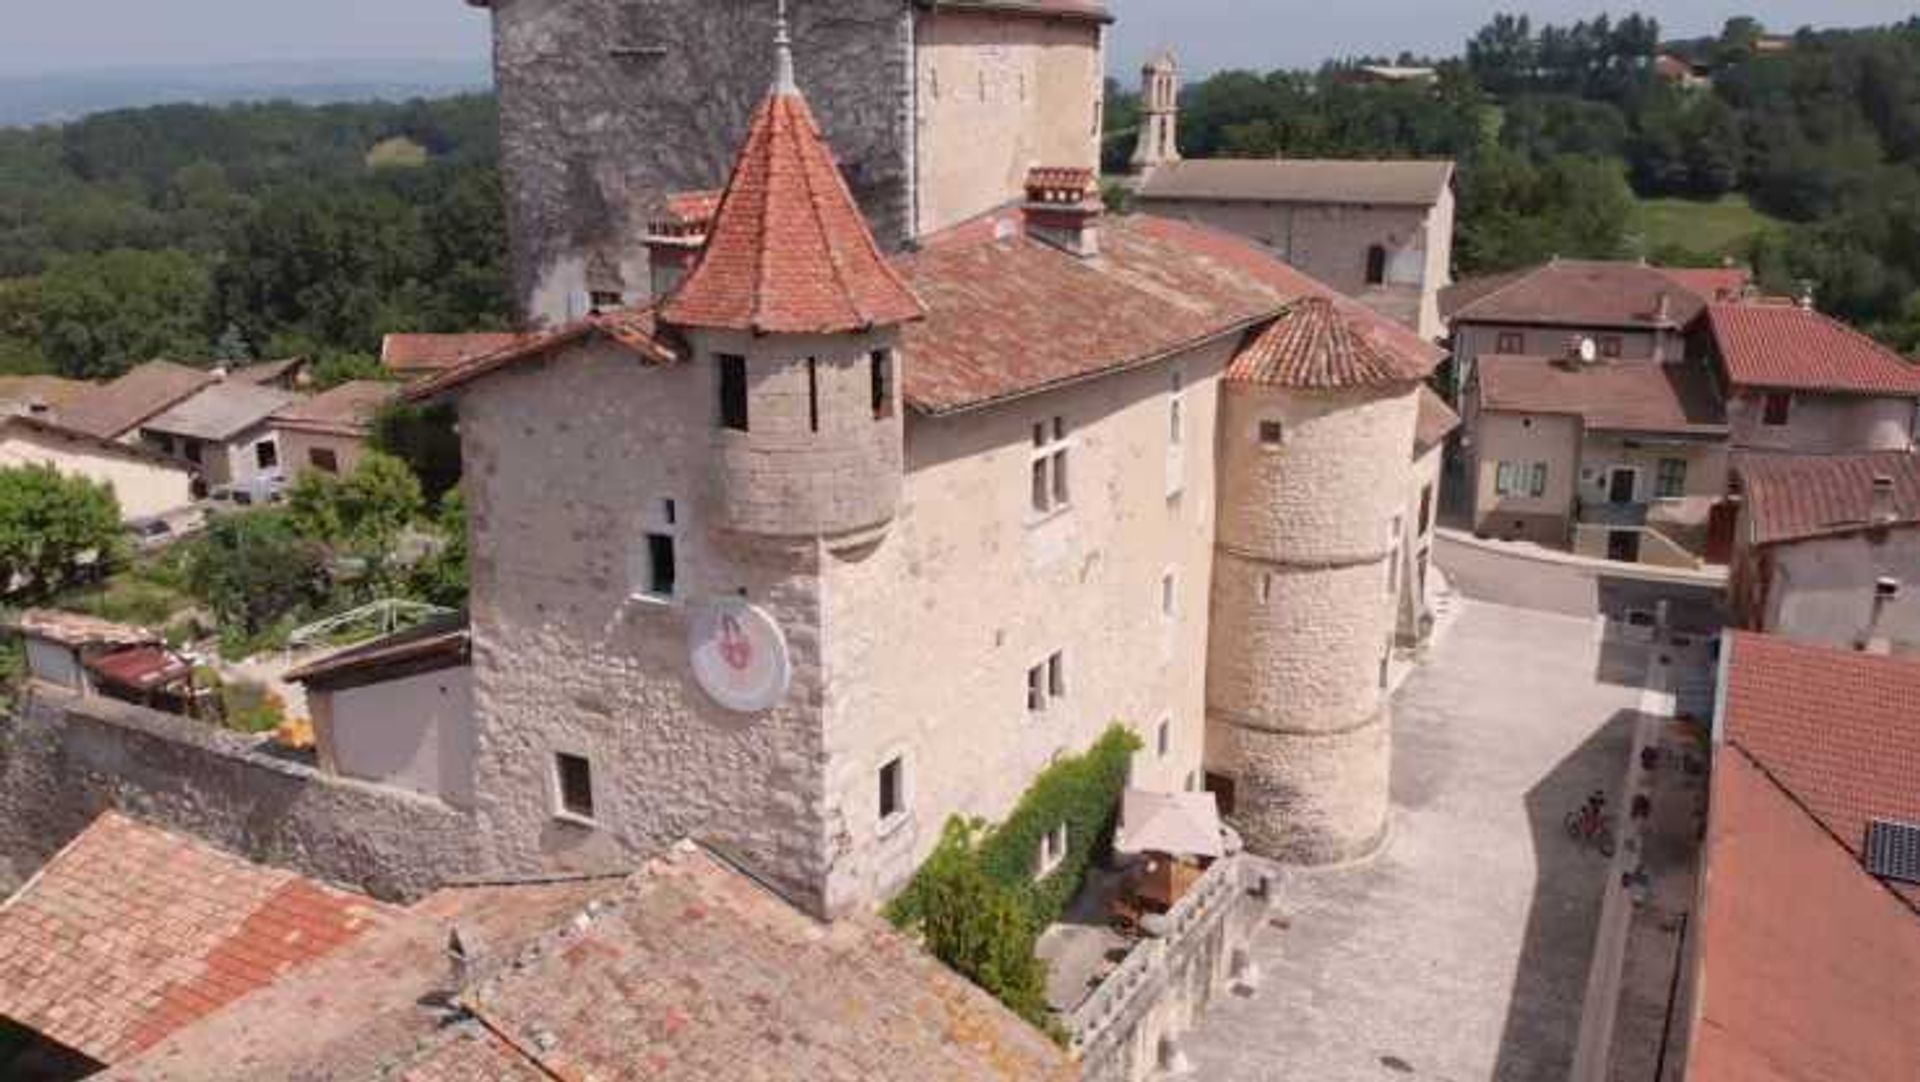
[1229,295,1435,390]
[405,307,680,403]
[1734,451,1920,545]
[60,361,218,440]
[1722,632,1920,908]
[270,380,400,437]
[1443,260,1711,330]
[1413,385,1460,457]
[1687,747,1920,1082]
[898,212,1441,413]
[1475,356,1727,434]
[0,813,391,1064]
[10,608,159,648]
[1708,301,1920,395]
[0,374,92,412]
[1655,265,1750,303]
[660,90,925,335]
[381,333,529,375]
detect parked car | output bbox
[209,474,288,508]
[125,517,175,551]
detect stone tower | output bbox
[470,0,1107,325]
[1132,50,1182,174]
[1205,297,1429,864]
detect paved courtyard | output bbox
[1189,599,1649,1081]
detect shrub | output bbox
[184,511,328,635]
[0,465,123,599]
[218,678,286,734]
[915,820,1054,1032]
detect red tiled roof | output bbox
[1442,260,1710,330]
[1229,295,1436,390]
[270,380,400,437]
[660,90,925,335]
[898,211,1442,413]
[0,813,390,1064]
[1475,356,1727,435]
[1721,632,1920,907]
[661,188,722,226]
[381,333,528,375]
[1734,451,1920,545]
[1656,265,1750,303]
[405,307,680,402]
[1709,301,1920,395]
[926,0,1112,22]
[1687,746,1920,1082]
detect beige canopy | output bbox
[1114,788,1224,859]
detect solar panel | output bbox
[1865,819,1920,885]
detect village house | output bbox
[58,360,217,445]
[1129,53,1457,340]
[1729,452,1920,654]
[267,379,400,476]
[1441,259,1749,396]
[135,379,295,498]
[0,374,90,424]
[1464,351,1728,563]
[381,331,525,381]
[0,812,1068,1081]
[0,415,196,521]
[1685,633,1920,1081]
[1702,300,1920,454]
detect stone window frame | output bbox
[1029,415,1073,519]
[629,497,682,606]
[1027,650,1067,713]
[550,749,600,827]
[877,749,913,838]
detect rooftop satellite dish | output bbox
[689,598,792,713]
[1579,338,1598,363]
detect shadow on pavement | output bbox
[1492,707,1641,1082]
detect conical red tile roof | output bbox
[1228,295,1434,390]
[660,91,924,335]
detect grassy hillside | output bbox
[1626,195,1782,263]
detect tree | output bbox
[0,465,122,599]
[913,821,1054,1033]
[409,488,468,609]
[35,248,211,378]
[287,451,424,549]
[372,400,464,504]
[307,352,392,391]
[184,512,328,634]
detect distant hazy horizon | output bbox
[1,1,1914,82]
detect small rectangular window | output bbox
[719,354,750,432]
[1419,484,1434,534]
[1530,462,1549,497]
[1027,664,1047,712]
[871,350,894,419]
[1259,573,1273,604]
[1031,458,1050,514]
[806,358,820,433]
[1030,419,1072,516]
[1496,331,1525,354]
[1259,420,1285,447]
[1655,458,1688,498]
[1162,572,1177,616]
[879,756,905,822]
[1051,449,1069,506]
[1047,651,1066,699]
[184,439,203,465]
[1157,718,1171,757]
[662,498,678,526]
[1762,392,1792,427]
[1599,335,1623,359]
[555,753,595,821]
[644,533,676,598]
[589,290,623,313]
[309,448,340,474]
[255,440,279,470]
[1036,822,1068,878]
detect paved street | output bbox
[1189,600,1648,1081]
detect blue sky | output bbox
[1,1,1914,78]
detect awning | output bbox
[85,645,191,692]
[1114,788,1224,859]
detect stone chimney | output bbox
[645,190,718,299]
[1872,474,1898,525]
[1861,577,1901,655]
[1023,167,1103,259]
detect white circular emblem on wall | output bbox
[689,599,792,713]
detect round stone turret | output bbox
[1205,296,1433,864]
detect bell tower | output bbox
[1133,50,1182,174]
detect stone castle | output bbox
[402,0,1452,916]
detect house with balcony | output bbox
[1465,352,1728,565]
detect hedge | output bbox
[888,724,1142,1033]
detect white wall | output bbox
[312,665,476,810]
[0,428,194,521]
[1766,529,1920,653]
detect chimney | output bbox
[645,190,718,299]
[1872,474,1897,525]
[1860,577,1901,655]
[1023,167,1103,259]
[1797,279,1816,310]
[1655,290,1672,324]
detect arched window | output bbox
[1365,245,1388,286]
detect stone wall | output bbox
[484,0,913,322]
[1206,381,1415,864]
[0,687,476,902]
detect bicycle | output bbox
[1564,799,1617,858]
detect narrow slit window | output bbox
[555,753,595,821]
[1027,664,1047,712]
[644,533,676,598]
[1047,651,1066,699]
[871,350,894,419]
[719,354,750,431]
[878,756,904,822]
[1157,718,1171,757]
[806,357,820,433]
[1162,572,1177,616]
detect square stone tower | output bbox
[469,0,1107,324]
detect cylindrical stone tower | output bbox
[1206,296,1431,864]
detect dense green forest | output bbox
[0,95,509,379]
[1110,13,1920,349]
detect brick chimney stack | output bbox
[1023,167,1103,259]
